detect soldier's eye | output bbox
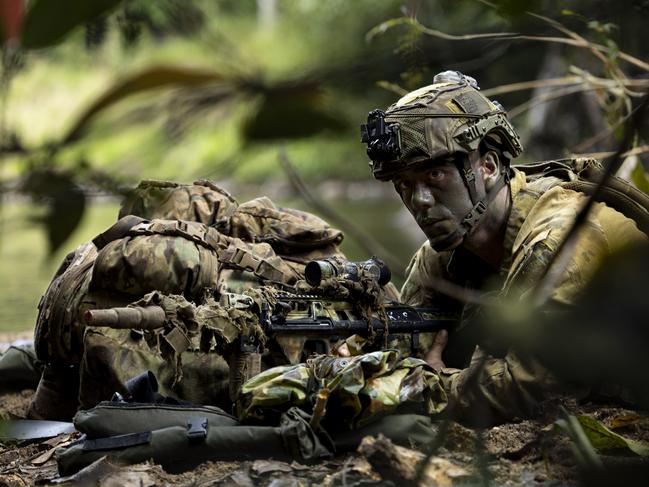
[426,168,444,181]
[393,179,410,194]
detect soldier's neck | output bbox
[462,185,511,269]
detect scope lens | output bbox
[304,261,324,286]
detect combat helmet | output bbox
[361,70,523,238]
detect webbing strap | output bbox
[458,156,511,234]
[83,431,152,452]
[92,215,147,250]
[129,221,227,252]
[218,243,290,283]
[128,220,292,283]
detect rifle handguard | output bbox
[84,306,166,329]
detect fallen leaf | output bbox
[31,438,75,465]
[43,433,76,447]
[610,413,646,430]
[576,415,649,457]
[251,459,294,475]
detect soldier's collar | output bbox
[499,168,535,275]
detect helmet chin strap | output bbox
[454,149,510,242]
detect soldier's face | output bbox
[392,158,474,251]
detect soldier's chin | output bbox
[427,230,464,252]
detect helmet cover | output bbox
[361,71,523,180]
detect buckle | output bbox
[186,417,208,441]
[463,167,476,183]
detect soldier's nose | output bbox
[411,182,435,209]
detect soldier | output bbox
[360,71,647,424]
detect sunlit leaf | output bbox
[631,160,649,195]
[21,0,123,49]
[575,415,649,457]
[21,168,86,256]
[62,66,228,144]
[610,413,646,430]
[242,87,343,141]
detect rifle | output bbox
[84,257,458,399]
[85,294,455,355]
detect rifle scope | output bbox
[304,256,391,287]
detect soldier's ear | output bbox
[481,150,500,177]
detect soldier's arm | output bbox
[423,196,647,425]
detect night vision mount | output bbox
[360,109,402,162]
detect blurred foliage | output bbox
[20,166,86,254]
[0,0,648,253]
[21,0,123,49]
[1,4,649,484]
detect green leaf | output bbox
[21,0,123,49]
[575,415,649,457]
[21,167,86,256]
[62,66,228,144]
[631,160,649,195]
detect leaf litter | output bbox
[2,390,649,486]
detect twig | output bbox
[531,92,649,308]
[572,113,632,153]
[481,76,649,98]
[395,16,649,72]
[570,145,649,160]
[508,84,594,119]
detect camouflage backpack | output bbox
[33,179,346,414]
[513,157,649,235]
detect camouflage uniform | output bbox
[360,71,648,424]
[400,167,647,423]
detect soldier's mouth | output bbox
[417,217,445,229]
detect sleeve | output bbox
[441,194,647,425]
[438,349,583,425]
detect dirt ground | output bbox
[4,388,649,487]
[2,331,649,486]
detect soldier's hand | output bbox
[425,329,448,372]
[337,343,351,357]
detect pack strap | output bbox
[129,220,294,283]
[129,220,227,252]
[218,242,292,283]
[92,215,148,250]
[83,431,152,452]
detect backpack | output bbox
[33,180,347,411]
[513,157,649,235]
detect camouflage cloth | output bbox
[238,350,447,429]
[31,180,347,420]
[400,168,648,424]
